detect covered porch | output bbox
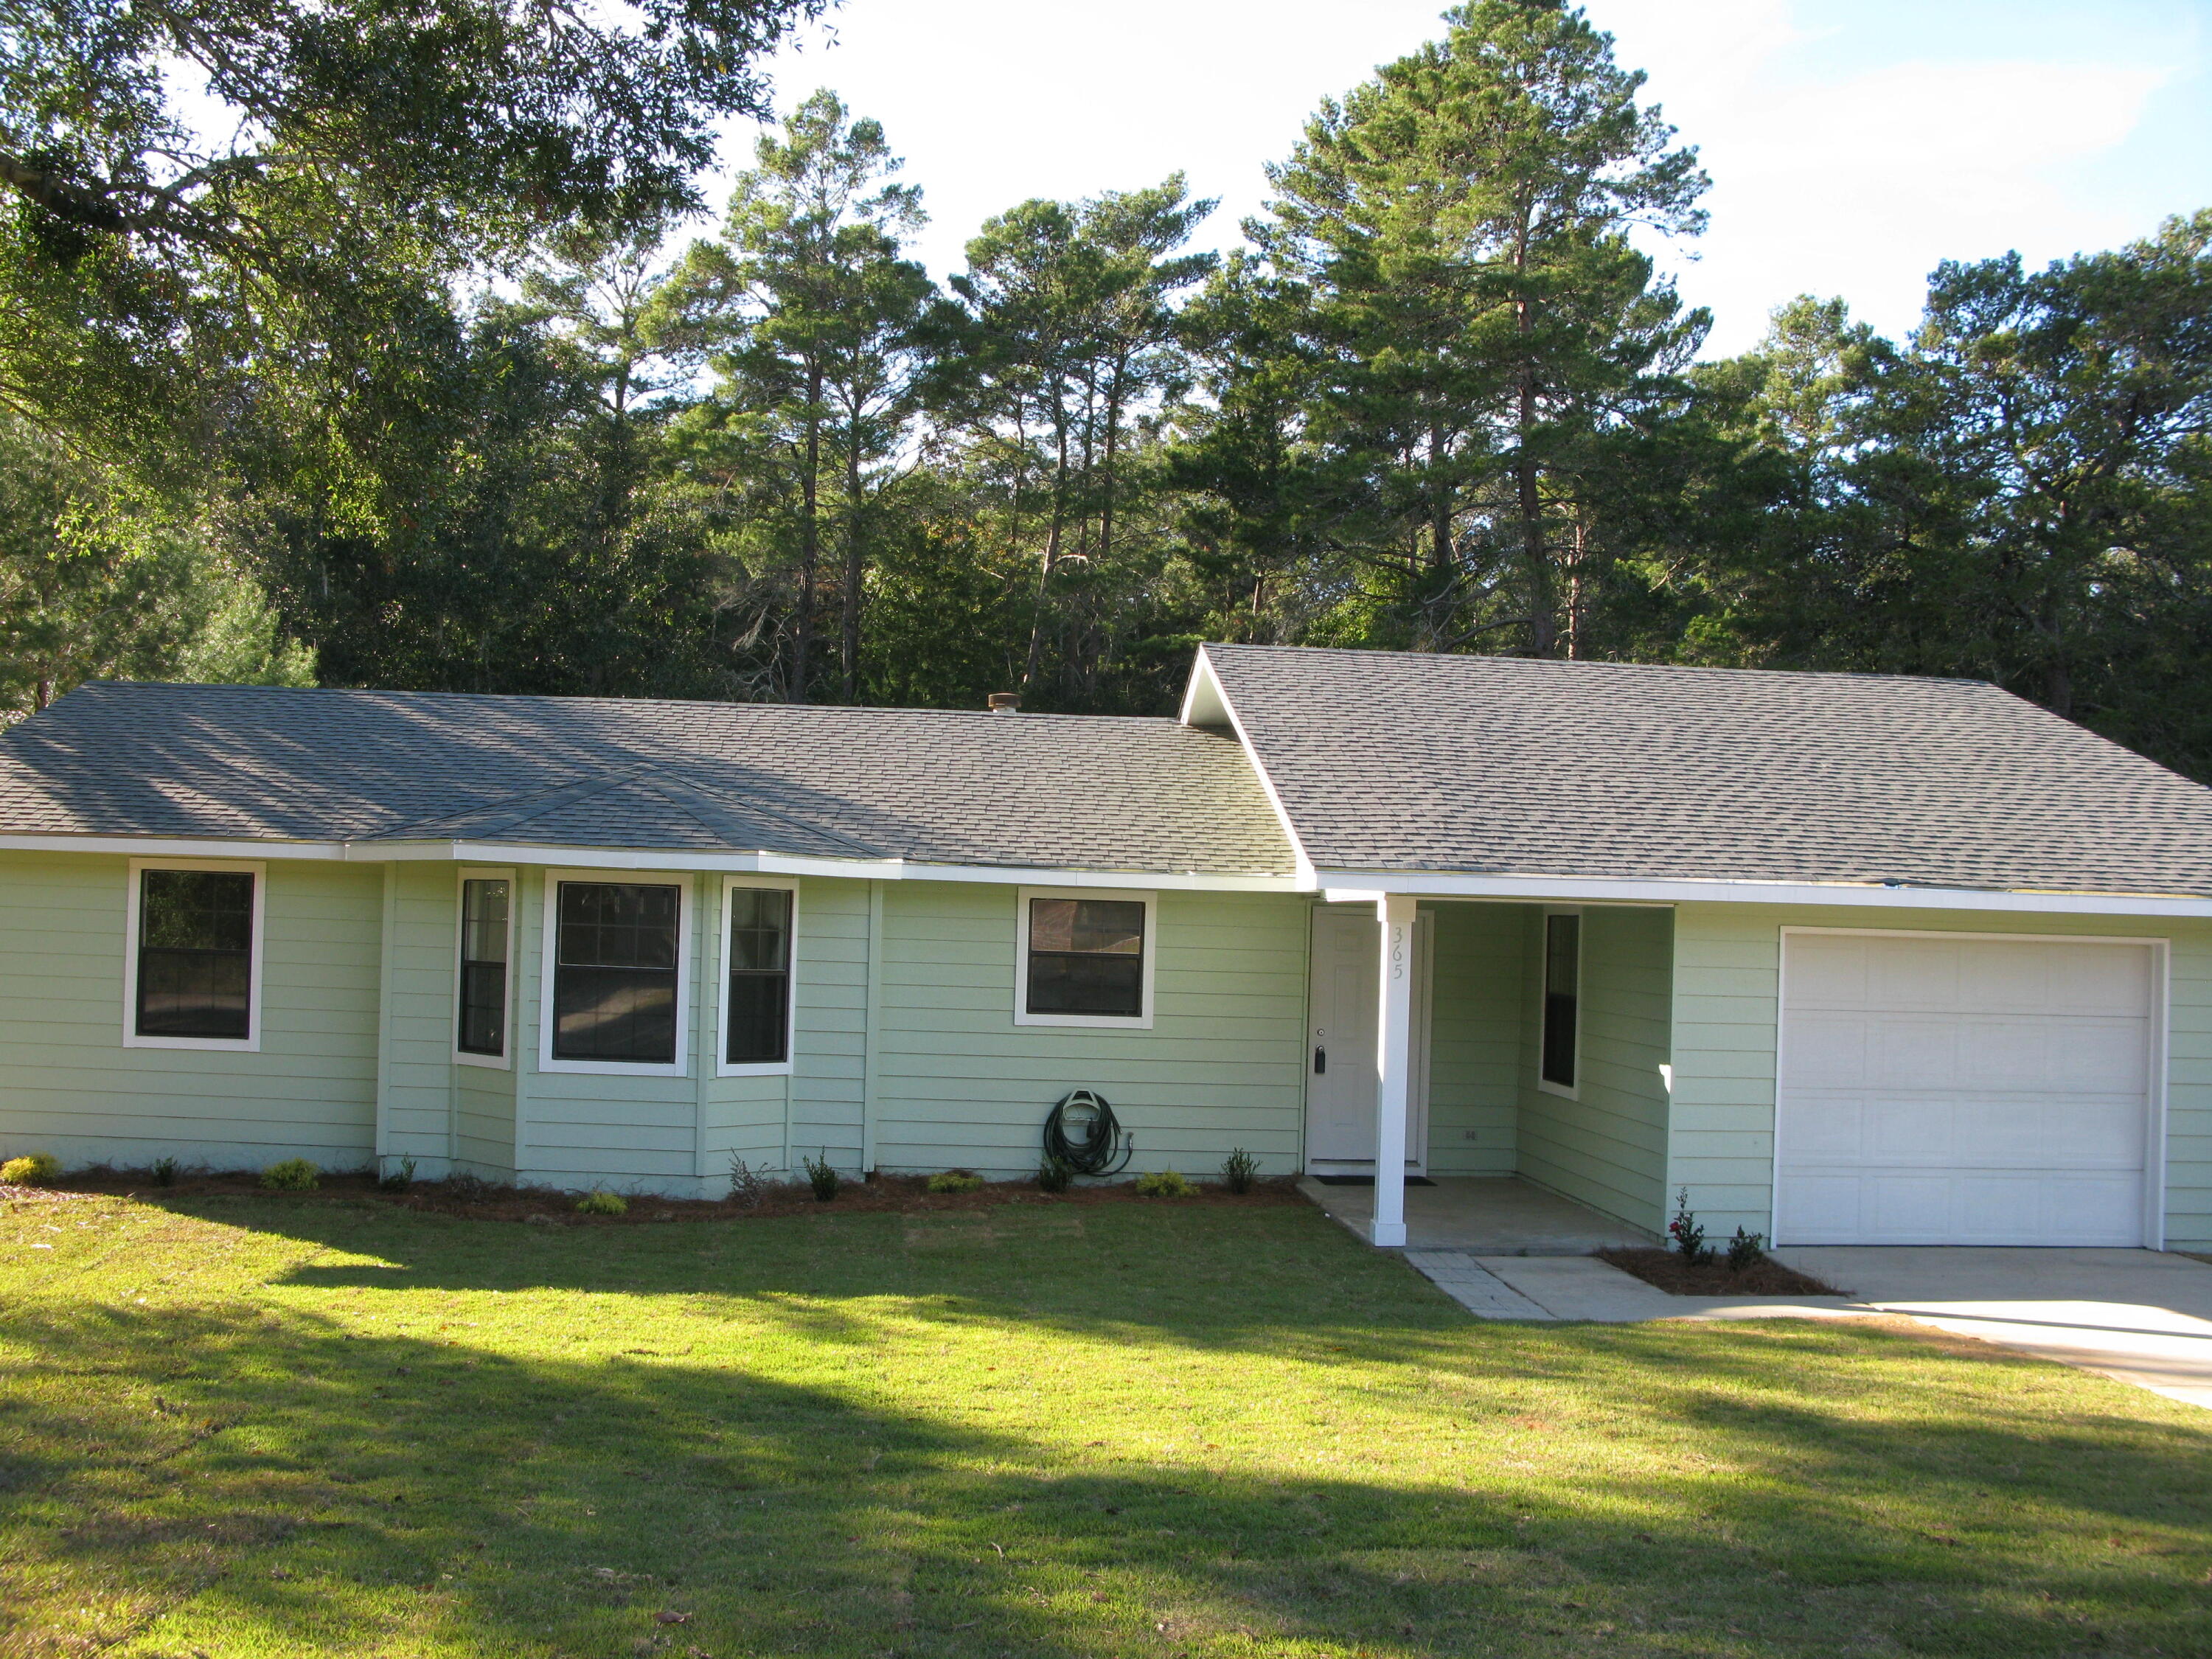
[1304,894,1674,1249]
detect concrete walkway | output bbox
[1402,1245,2212,1409]
[1298,1175,1651,1253]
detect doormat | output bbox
[1310,1174,1436,1186]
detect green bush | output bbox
[1134,1169,1196,1199]
[378,1157,415,1193]
[802,1153,840,1203]
[260,1158,319,1192]
[151,1156,179,1187]
[928,1169,984,1194]
[2,1152,60,1186]
[575,1189,627,1216]
[1220,1147,1259,1194]
[1036,1156,1072,1194]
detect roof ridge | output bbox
[1203,643,1996,691]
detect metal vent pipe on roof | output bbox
[987,692,1020,714]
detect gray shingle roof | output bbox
[0,683,1297,877]
[1203,644,2212,897]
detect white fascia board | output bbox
[0,833,347,860]
[1175,645,1319,886]
[1312,867,2212,919]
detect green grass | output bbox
[3,1194,2209,1658]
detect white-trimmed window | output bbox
[539,872,691,1077]
[453,870,514,1067]
[1538,908,1581,1096]
[1015,886,1156,1029]
[717,877,797,1076]
[123,858,265,1052]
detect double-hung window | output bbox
[1539,910,1581,1094]
[546,878,686,1070]
[719,882,795,1073]
[126,861,262,1049]
[455,875,511,1062]
[1015,887,1156,1028]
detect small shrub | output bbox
[575,1189,627,1216]
[727,1155,764,1209]
[1134,1169,1195,1199]
[260,1158,319,1193]
[1220,1147,1259,1194]
[1726,1225,1768,1271]
[151,1156,179,1188]
[928,1169,984,1194]
[1036,1156,1072,1194]
[1667,1186,1709,1262]
[802,1152,840,1203]
[378,1157,416,1193]
[1,1152,60,1186]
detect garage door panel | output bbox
[1780,1015,1866,1086]
[1788,936,1870,1006]
[1871,939,1960,1007]
[1775,934,2154,1248]
[1868,1020,1960,1089]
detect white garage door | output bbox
[1775,932,2157,1247]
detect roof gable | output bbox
[1197,644,2212,899]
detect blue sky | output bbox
[739,0,2212,354]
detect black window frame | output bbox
[1540,910,1581,1092]
[549,879,684,1067]
[1022,893,1150,1022]
[456,875,511,1060]
[133,865,257,1043]
[721,883,794,1068]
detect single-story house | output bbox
[2,644,2209,1251]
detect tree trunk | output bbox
[1022,404,1073,692]
[840,414,864,703]
[1515,309,1556,658]
[791,364,823,704]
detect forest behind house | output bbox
[4,1,2210,776]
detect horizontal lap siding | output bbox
[1518,905,1672,1236]
[0,851,380,1172]
[1667,902,2212,1248]
[1423,902,1523,1175]
[874,883,1307,1178]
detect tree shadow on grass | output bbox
[4,1286,2211,1656]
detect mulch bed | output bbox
[1598,1246,1839,1297]
[7,1166,1307,1225]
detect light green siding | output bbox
[0,850,380,1171]
[1667,902,2212,1249]
[1513,905,1673,1235]
[1421,902,1524,1175]
[872,883,1310,1178]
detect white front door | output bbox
[1776,931,2157,1246]
[1306,905,1430,1171]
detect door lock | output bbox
[1313,1045,1326,1074]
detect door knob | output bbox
[1313,1046,1326,1074]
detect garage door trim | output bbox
[1773,926,2170,1249]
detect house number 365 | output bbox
[1389,922,1406,980]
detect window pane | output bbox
[462,879,509,965]
[136,869,252,1039]
[728,888,789,973]
[726,970,789,1065]
[553,883,681,1062]
[557,883,678,970]
[141,869,252,953]
[1027,951,1144,1018]
[1542,914,1579,1087]
[1029,897,1143,956]
[553,966,678,1062]
[459,961,507,1055]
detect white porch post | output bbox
[1371,891,1416,1248]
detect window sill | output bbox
[453,1050,511,1071]
[715,1060,795,1079]
[537,1057,689,1079]
[1013,1010,1154,1031]
[124,1033,259,1054]
[1535,1078,1579,1100]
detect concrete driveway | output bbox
[1770,1247,2212,1409]
[1405,1245,2212,1408]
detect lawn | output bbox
[2,1188,2209,1658]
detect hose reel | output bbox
[1041,1088,1133,1177]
